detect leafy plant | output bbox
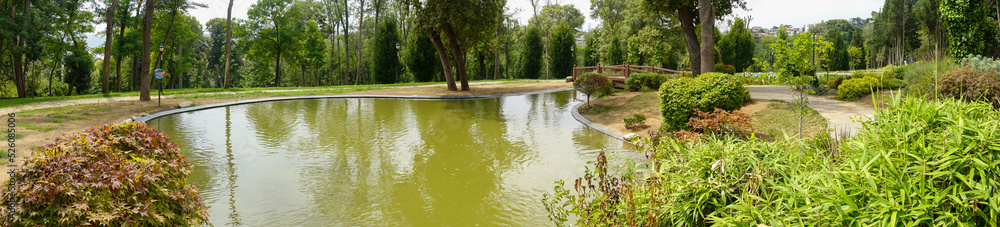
[959,54,1000,73]
[624,73,671,91]
[1,122,209,226]
[938,68,1000,108]
[574,72,612,107]
[658,72,750,132]
[837,76,880,100]
[674,108,752,141]
[623,113,647,130]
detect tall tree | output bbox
[642,0,745,75]
[247,0,300,87]
[521,26,543,79]
[225,0,235,88]
[370,19,400,84]
[698,0,714,74]
[100,0,119,94]
[412,0,504,91]
[140,0,155,101]
[719,17,754,72]
[549,22,575,78]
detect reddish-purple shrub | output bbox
[1,122,208,226]
[938,68,1000,108]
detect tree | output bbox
[370,20,400,84]
[206,18,227,86]
[604,36,624,65]
[300,19,326,86]
[247,0,301,87]
[140,0,156,101]
[582,32,599,66]
[521,26,544,79]
[574,72,610,107]
[64,45,93,95]
[549,22,575,78]
[719,17,754,72]
[642,0,746,76]
[100,0,120,94]
[412,0,504,91]
[406,31,441,82]
[941,0,996,58]
[225,0,235,88]
[770,32,833,76]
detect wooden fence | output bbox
[570,64,682,83]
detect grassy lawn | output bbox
[1,79,560,107]
[750,100,828,140]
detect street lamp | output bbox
[156,44,165,106]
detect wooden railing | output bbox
[570,64,683,83]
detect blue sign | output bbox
[154,68,165,79]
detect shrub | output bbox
[674,108,752,141]
[837,76,880,100]
[903,59,955,97]
[623,113,647,130]
[625,73,671,91]
[881,78,905,89]
[959,54,1000,73]
[575,72,612,107]
[659,72,750,132]
[714,63,737,75]
[938,68,1000,108]
[827,76,845,90]
[1,122,208,226]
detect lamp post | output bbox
[155,44,165,106]
[395,42,401,83]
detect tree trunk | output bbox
[10,3,26,98]
[698,0,715,75]
[115,23,125,92]
[442,23,469,91]
[677,5,701,76]
[140,0,155,101]
[341,0,351,84]
[224,0,234,88]
[355,0,366,85]
[100,0,119,94]
[427,29,457,91]
[275,42,282,87]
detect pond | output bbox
[147,90,631,226]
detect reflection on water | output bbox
[150,90,627,226]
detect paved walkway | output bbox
[747,85,875,138]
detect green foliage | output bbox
[406,31,442,82]
[827,76,845,90]
[658,72,750,132]
[574,72,612,106]
[520,27,544,79]
[941,0,998,58]
[603,36,624,65]
[718,17,754,72]
[837,76,880,100]
[770,32,833,76]
[938,68,1000,108]
[548,96,1000,226]
[582,33,599,66]
[903,59,955,96]
[624,73,671,91]
[370,20,401,84]
[63,45,94,95]
[1,122,208,226]
[549,22,575,78]
[623,113,647,130]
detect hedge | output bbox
[837,76,880,100]
[624,73,672,91]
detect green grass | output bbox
[750,100,827,139]
[69,116,87,120]
[22,124,56,132]
[45,119,64,123]
[0,79,562,107]
[580,104,620,114]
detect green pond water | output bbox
[148,90,631,226]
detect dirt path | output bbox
[747,85,874,137]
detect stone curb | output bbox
[569,102,628,142]
[135,88,575,123]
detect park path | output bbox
[0,81,511,114]
[747,85,875,138]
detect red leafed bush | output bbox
[938,68,1000,108]
[675,108,753,140]
[1,122,208,226]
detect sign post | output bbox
[155,68,165,106]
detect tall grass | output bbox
[546,95,1000,226]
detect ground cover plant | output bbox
[623,113,647,130]
[1,122,208,226]
[546,96,1000,226]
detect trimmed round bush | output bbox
[658,72,750,132]
[837,76,880,100]
[938,68,1000,108]
[1,122,208,226]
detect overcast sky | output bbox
[86,0,886,47]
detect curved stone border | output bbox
[135,88,575,123]
[569,102,627,142]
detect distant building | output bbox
[576,36,585,46]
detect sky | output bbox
[86,0,885,47]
